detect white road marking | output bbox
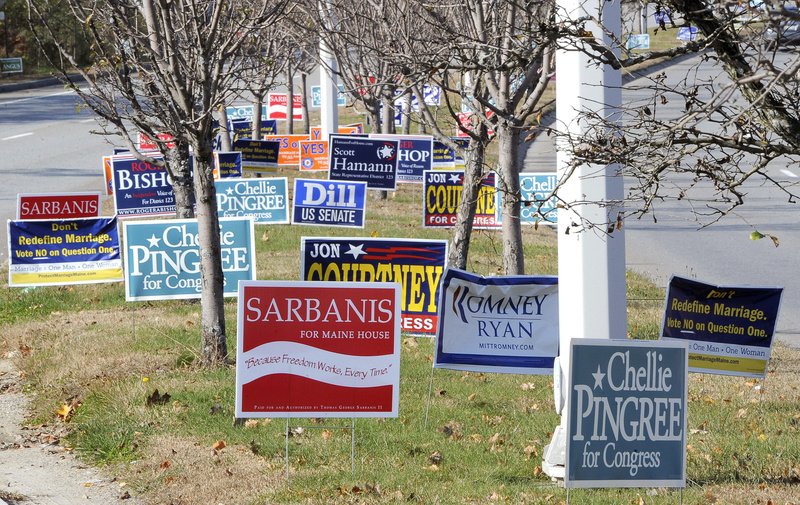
[1,132,34,141]
[0,90,73,105]
[780,169,798,178]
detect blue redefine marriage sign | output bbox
[291,179,367,228]
[661,275,783,378]
[215,178,289,224]
[214,152,243,179]
[8,217,123,287]
[328,136,399,190]
[566,339,688,489]
[122,217,256,301]
[111,155,176,217]
[434,268,558,374]
[300,237,447,336]
[232,139,280,174]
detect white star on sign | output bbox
[449,173,462,184]
[147,234,161,248]
[226,187,234,195]
[592,365,606,390]
[378,144,394,159]
[345,243,366,259]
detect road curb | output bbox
[0,74,86,93]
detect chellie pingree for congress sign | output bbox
[236,281,401,418]
[122,218,256,301]
[566,339,688,489]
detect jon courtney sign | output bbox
[122,218,256,301]
[423,170,498,228]
[8,217,123,287]
[661,275,783,377]
[236,281,401,418]
[434,268,558,374]
[300,237,447,335]
[215,178,289,224]
[291,179,367,228]
[566,339,688,488]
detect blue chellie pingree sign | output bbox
[566,339,688,489]
[215,178,289,224]
[329,136,399,190]
[291,179,367,228]
[123,217,256,301]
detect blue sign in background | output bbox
[215,178,289,224]
[328,136,399,190]
[112,156,176,217]
[300,237,447,335]
[292,179,367,228]
[566,339,687,488]
[663,276,782,348]
[229,118,277,139]
[370,135,433,183]
[123,218,256,301]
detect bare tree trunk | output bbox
[166,141,195,219]
[192,145,228,367]
[252,92,263,140]
[300,72,310,134]
[401,93,411,135]
[218,105,233,152]
[497,125,524,274]
[379,86,396,201]
[448,133,486,270]
[286,64,294,134]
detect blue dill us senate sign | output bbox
[566,339,688,489]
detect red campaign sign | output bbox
[236,281,401,418]
[267,93,303,121]
[138,132,175,150]
[17,192,102,220]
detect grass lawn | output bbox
[2,178,799,505]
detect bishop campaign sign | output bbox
[434,268,558,374]
[566,339,688,489]
[123,218,256,301]
[236,281,401,418]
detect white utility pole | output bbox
[541,0,627,480]
[319,1,339,142]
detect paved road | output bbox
[522,56,800,349]
[0,84,113,264]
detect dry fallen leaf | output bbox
[212,440,226,451]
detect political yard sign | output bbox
[291,179,367,228]
[111,155,176,217]
[369,134,434,183]
[122,218,256,301]
[17,193,101,220]
[215,178,289,224]
[423,171,498,229]
[236,281,401,418]
[328,136,399,191]
[566,339,688,489]
[300,237,447,336]
[213,152,243,179]
[661,275,783,378]
[299,140,328,171]
[8,218,123,287]
[434,268,558,374]
[232,139,280,174]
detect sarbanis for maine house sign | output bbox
[566,339,688,489]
